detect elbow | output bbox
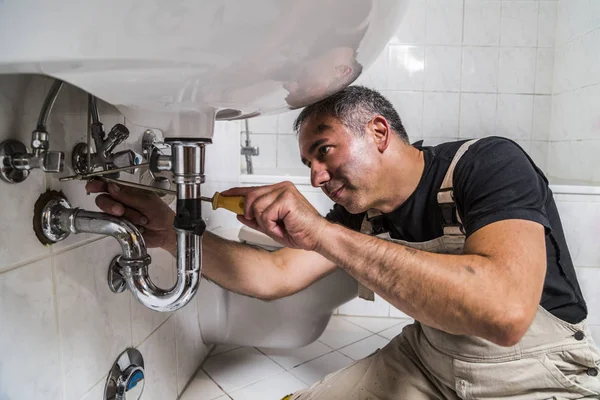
[490,306,535,347]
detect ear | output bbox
[370,115,391,153]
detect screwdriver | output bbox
[91,176,246,215]
[201,192,245,215]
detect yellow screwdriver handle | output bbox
[212,192,245,215]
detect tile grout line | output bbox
[50,250,68,400]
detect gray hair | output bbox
[292,85,409,143]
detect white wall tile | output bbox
[500,1,539,46]
[425,0,464,45]
[54,238,132,400]
[459,93,498,138]
[277,134,304,169]
[175,299,210,395]
[353,50,388,89]
[391,0,427,45]
[498,47,537,93]
[461,47,500,92]
[528,140,549,172]
[532,95,552,141]
[422,92,460,138]
[424,46,462,92]
[463,0,502,46]
[555,199,600,268]
[576,267,600,325]
[247,115,278,134]
[277,109,302,134]
[0,171,49,271]
[138,318,178,400]
[78,379,106,400]
[421,136,457,146]
[206,121,242,182]
[582,29,600,88]
[495,94,534,140]
[245,133,277,170]
[546,141,587,181]
[0,259,63,400]
[535,48,555,94]
[388,45,426,91]
[538,1,558,47]
[384,91,424,139]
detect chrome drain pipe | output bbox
[34,139,210,312]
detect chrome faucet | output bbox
[241,119,259,174]
[71,95,139,177]
[0,79,65,183]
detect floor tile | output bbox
[289,352,354,386]
[229,371,307,400]
[378,319,414,340]
[317,316,372,349]
[338,335,390,361]
[258,341,333,370]
[342,316,406,333]
[180,370,226,400]
[203,347,284,393]
[210,344,242,357]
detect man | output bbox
[87,86,600,399]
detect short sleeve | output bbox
[453,137,551,237]
[325,204,364,232]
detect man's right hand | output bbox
[85,179,176,253]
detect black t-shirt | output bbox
[326,136,587,324]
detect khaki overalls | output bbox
[288,140,600,400]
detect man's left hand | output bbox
[221,181,328,251]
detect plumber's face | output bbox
[298,114,378,213]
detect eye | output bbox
[318,146,331,157]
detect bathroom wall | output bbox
[244,0,557,176]
[0,75,232,400]
[547,0,600,182]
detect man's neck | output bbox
[372,145,425,213]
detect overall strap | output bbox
[437,139,479,236]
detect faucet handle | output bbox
[104,123,130,155]
[40,151,65,173]
[108,123,130,143]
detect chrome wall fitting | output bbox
[140,129,176,204]
[71,95,141,177]
[104,348,145,400]
[0,79,65,183]
[0,140,29,183]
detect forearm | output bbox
[165,230,284,300]
[316,223,524,345]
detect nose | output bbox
[310,161,330,188]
